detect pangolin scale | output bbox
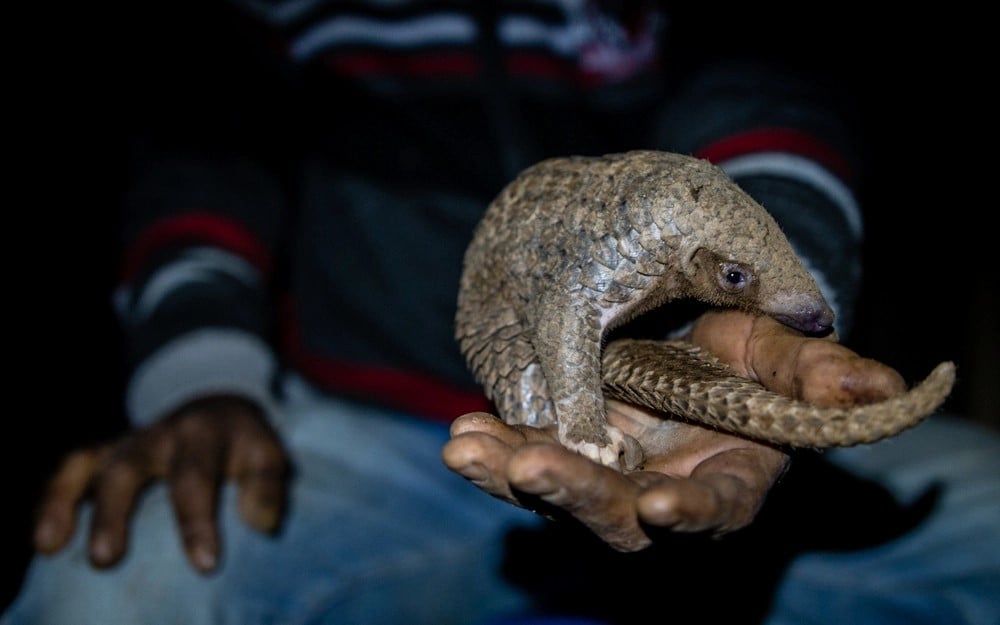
[456,150,955,469]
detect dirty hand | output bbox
[32,395,290,573]
[442,309,906,551]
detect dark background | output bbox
[7,3,997,615]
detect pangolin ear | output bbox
[687,247,715,278]
[683,247,718,297]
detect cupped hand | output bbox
[442,309,906,551]
[32,395,290,573]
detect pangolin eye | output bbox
[719,263,752,291]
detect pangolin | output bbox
[455,150,954,470]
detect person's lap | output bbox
[5,380,999,625]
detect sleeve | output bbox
[114,148,288,427]
[107,1,301,427]
[654,59,864,338]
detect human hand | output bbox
[32,395,290,573]
[442,309,906,551]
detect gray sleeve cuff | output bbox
[125,328,278,427]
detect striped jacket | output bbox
[116,1,863,426]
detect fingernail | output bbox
[459,462,487,481]
[192,546,217,572]
[90,535,114,565]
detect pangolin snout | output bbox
[773,305,835,336]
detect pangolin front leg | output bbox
[530,290,642,470]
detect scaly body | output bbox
[455,150,951,469]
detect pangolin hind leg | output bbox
[457,302,558,427]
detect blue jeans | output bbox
[762,413,1000,625]
[4,376,999,625]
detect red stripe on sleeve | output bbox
[291,351,494,423]
[122,212,273,282]
[694,128,854,182]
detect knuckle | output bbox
[171,459,217,490]
[174,413,218,439]
[98,460,143,489]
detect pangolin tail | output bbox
[601,339,956,448]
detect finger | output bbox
[441,432,521,506]
[88,439,159,568]
[169,420,226,573]
[638,446,787,534]
[744,322,906,406]
[506,444,650,551]
[690,310,907,407]
[450,412,554,446]
[635,477,724,532]
[686,309,759,377]
[34,446,112,554]
[229,420,290,534]
[450,412,506,437]
[793,342,906,406]
[236,469,287,534]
